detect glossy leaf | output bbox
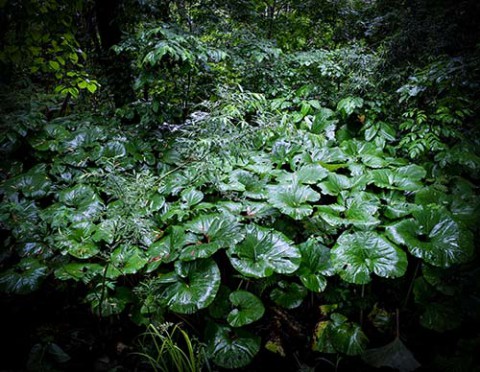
[297,238,334,292]
[267,183,320,220]
[270,281,307,309]
[54,262,103,283]
[147,226,194,271]
[386,207,474,267]
[106,245,148,278]
[158,258,220,314]
[370,165,426,191]
[319,173,352,196]
[206,322,261,369]
[275,164,328,185]
[181,188,204,207]
[331,231,408,284]
[227,290,265,327]
[227,224,301,278]
[3,164,51,198]
[0,258,47,294]
[181,214,244,261]
[313,313,368,355]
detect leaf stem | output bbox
[403,260,421,310]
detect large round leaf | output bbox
[386,207,473,267]
[313,313,368,356]
[220,170,267,200]
[319,173,352,196]
[58,184,103,222]
[227,290,265,327]
[158,258,220,314]
[297,238,334,292]
[181,214,244,261]
[331,231,407,284]
[369,165,426,191]
[267,183,320,220]
[3,164,51,199]
[54,262,103,283]
[270,281,307,309]
[227,224,301,278]
[316,192,380,230]
[106,245,148,278]
[147,226,195,271]
[275,164,328,185]
[206,322,260,369]
[362,337,421,372]
[0,258,47,294]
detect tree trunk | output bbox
[94,0,135,107]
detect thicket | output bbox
[1,0,480,371]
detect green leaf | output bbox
[158,258,220,314]
[0,258,47,294]
[220,170,267,200]
[386,207,474,267]
[331,231,408,284]
[319,173,352,196]
[147,226,193,271]
[227,224,301,278]
[337,97,364,116]
[181,188,204,207]
[381,191,418,220]
[370,165,426,191]
[3,164,52,199]
[106,245,148,278]
[209,285,231,319]
[275,164,328,185]
[58,184,103,222]
[54,263,103,283]
[313,313,368,355]
[329,313,369,355]
[310,107,337,136]
[206,322,260,369]
[181,214,244,261]
[362,337,421,372]
[64,240,100,259]
[420,302,462,332]
[227,290,265,327]
[344,192,380,229]
[297,238,334,292]
[49,60,60,70]
[270,281,307,309]
[267,183,320,220]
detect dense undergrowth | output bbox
[1,1,480,371]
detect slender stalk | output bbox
[360,284,365,326]
[396,308,400,339]
[403,260,421,309]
